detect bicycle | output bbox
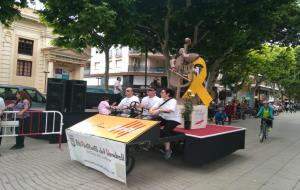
[259,117,273,143]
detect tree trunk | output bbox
[206,62,219,90]
[104,47,110,91]
[163,0,171,87]
[162,48,171,87]
[206,48,233,90]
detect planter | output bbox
[184,120,191,130]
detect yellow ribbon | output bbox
[182,57,213,107]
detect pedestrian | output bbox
[0,96,5,149]
[150,78,161,89]
[114,77,122,95]
[224,101,234,125]
[7,91,31,149]
[0,96,5,112]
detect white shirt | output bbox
[118,96,140,109]
[141,96,160,116]
[152,98,181,123]
[0,97,5,111]
[114,80,122,94]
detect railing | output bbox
[128,66,165,73]
[0,110,64,149]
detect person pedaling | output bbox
[256,101,274,133]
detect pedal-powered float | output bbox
[66,38,246,184]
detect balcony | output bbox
[128,65,165,73]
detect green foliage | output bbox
[220,44,300,100]
[0,0,27,27]
[181,90,194,121]
[39,0,136,90]
[130,0,300,89]
[247,45,296,85]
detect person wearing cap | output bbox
[140,88,160,119]
[256,101,274,132]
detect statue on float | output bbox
[169,38,213,129]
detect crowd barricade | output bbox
[0,110,64,149]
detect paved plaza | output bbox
[0,112,300,190]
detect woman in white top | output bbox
[149,88,181,160]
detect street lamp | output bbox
[257,74,263,102]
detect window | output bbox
[0,87,18,100]
[18,38,34,55]
[116,48,122,58]
[24,89,44,103]
[16,60,32,77]
[94,62,101,70]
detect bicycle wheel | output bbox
[260,125,266,143]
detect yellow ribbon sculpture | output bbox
[182,57,213,107]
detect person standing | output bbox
[0,96,5,112]
[140,88,160,119]
[0,96,5,149]
[225,101,234,125]
[149,88,181,160]
[150,78,161,89]
[114,77,122,95]
[7,91,31,149]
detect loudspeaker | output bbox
[46,78,66,112]
[66,80,87,112]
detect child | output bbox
[215,107,227,125]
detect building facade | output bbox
[85,47,167,88]
[0,8,89,92]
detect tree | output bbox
[39,0,135,90]
[0,0,28,26]
[220,55,252,94]
[130,0,300,90]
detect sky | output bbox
[28,0,44,10]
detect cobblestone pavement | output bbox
[0,112,300,190]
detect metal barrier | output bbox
[0,110,64,149]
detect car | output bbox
[0,84,46,110]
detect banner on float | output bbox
[191,105,208,129]
[178,105,208,129]
[66,129,126,183]
[69,114,159,143]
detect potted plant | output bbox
[181,90,195,130]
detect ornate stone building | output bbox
[0,8,89,92]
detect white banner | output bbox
[66,129,126,183]
[191,105,208,129]
[178,105,208,129]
